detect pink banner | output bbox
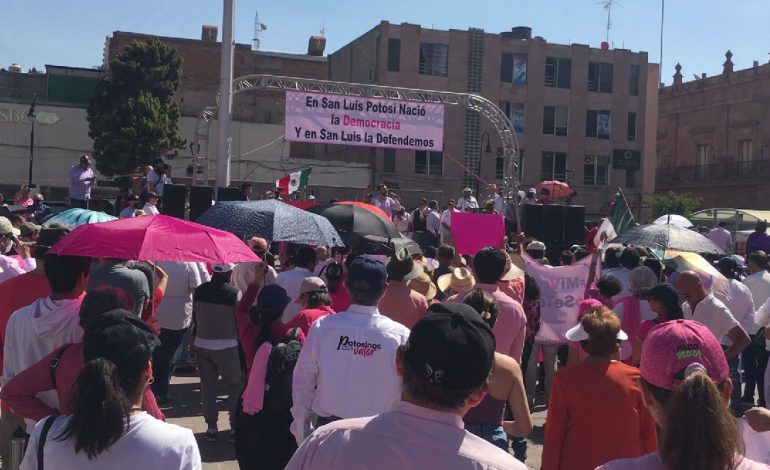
[284,91,444,151]
[451,213,505,256]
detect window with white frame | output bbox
[584,155,610,186]
[543,105,568,136]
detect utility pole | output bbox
[216,0,235,194]
[27,92,37,189]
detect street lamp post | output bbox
[26,92,37,189]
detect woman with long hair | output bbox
[630,283,683,366]
[20,310,199,469]
[542,307,656,470]
[325,260,350,312]
[0,288,165,421]
[599,320,767,469]
[461,290,532,451]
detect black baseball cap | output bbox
[404,302,496,391]
[83,309,159,365]
[640,282,679,305]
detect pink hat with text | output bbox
[640,319,729,391]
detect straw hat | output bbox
[407,272,438,301]
[437,267,476,294]
[500,261,524,281]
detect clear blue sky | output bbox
[3,0,769,85]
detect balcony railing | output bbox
[656,159,770,187]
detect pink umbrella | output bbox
[49,214,260,264]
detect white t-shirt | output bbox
[155,261,205,330]
[682,294,740,346]
[744,271,770,311]
[716,279,759,335]
[146,171,171,197]
[20,412,201,470]
[393,213,411,232]
[142,202,160,215]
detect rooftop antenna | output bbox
[253,12,267,50]
[598,0,616,43]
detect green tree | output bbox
[645,191,701,219]
[87,38,186,176]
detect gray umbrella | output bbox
[609,222,725,255]
[196,200,343,246]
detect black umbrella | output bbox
[196,200,342,246]
[308,203,418,256]
[609,222,725,255]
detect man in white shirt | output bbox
[68,154,95,209]
[487,184,506,215]
[741,252,770,405]
[708,222,733,254]
[146,161,171,197]
[676,270,751,413]
[371,185,401,219]
[607,248,640,302]
[1,254,91,426]
[152,261,205,402]
[276,246,317,322]
[142,192,160,215]
[0,217,35,283]
[456,187,479,212]
[291,257,410,445]
[440,200,460,245]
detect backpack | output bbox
[262,328,303,413]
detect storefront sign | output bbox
[612,149,641,170]
[284,91,444,151]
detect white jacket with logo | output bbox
[290,304,410,444]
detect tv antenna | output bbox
[253,12,267,50]
[598,0,618,43]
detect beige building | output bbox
[657,52,770,209]
[329,21,659,217]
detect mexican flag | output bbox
[276,167,312,195]
[595,189,637,246]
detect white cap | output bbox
[565,322,628,342]
[211,263,235,273]
[527,240,546,251]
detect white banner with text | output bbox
[284,91,444,151]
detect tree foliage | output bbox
[645,191,701,219]
[87,38,186,177]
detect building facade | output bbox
[329,21,659,217]
[656,53,770,209]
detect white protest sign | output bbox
[523,253,599,344]
[284,91,444,151]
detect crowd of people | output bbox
[2,161,770,469]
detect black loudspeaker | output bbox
[564,205,586,246]
[190,186,214,221]
[217,187,242,202]
[521,204,545,241]
[543,204,567,246]
[163,184,187,219]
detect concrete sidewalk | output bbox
[165,374,546,469]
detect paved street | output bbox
[166,374,546,469]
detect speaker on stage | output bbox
[217,187,242,202]
[521,204,545,241]
[564,205,587,246]
[162,184,187,219]
[190,186,214,221]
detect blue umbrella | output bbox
[196,199,342,246]
[45,208,117,228]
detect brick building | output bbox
[656,52,770,209]
[329,21,659,217]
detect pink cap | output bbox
[578,298,604,319]
[640,319,729,391]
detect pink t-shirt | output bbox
[597,452,768,469]
[636,316,667,342]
